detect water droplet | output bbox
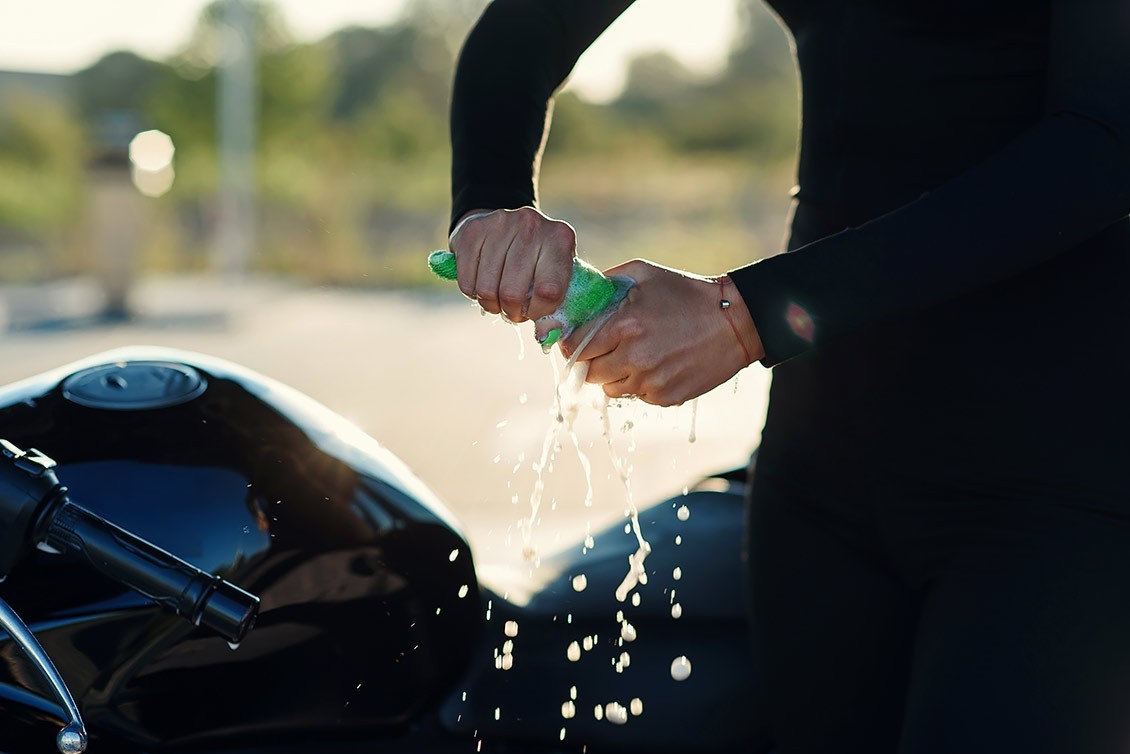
[503,640,514,654]
[673,567,682,581]
[620,622,637,642]
[624,523,631,534]
[619,651,631,668]
[561,700,576,719]
[560,727,566,741]
[492,454,501,464]
[605,702,628,725]
[567,641,581,662]
[670,656,692,681]
[584,535,595,549]
[677,505,690,521]
[227,641,240,651]
[630,697,643,716]
[494,707,501,721]
[448,549,459,562]
[671,603,683,619]
[572,574,588,592]
[582,635,594,651]
[504,620,519,637]
[458,584,470,599]
[501,653,514,670]
[675,535,682,545]
[496,420,509,428]
[631,592,641,607]
[594,704,604,721]
[570,685,577,700]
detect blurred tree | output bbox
[598,0,798,160]
[145,0,334,189]
[727,0,797,85]
[327,25,421,121]
[74,52,165,119]
[400,0,485,55]
[0,95,85,233]
[616,51,701,115]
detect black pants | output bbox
[748,458,1130,754]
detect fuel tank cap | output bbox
[62,362,207,410]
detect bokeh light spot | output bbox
[128,130,176,197]
[785,302,814,342]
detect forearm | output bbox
[733,112,1130,367]
[449,0,634,232]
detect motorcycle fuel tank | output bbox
[0,347,481,750]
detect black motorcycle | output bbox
[0,347,766,753]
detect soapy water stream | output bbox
[470,284,706,737]
[517,289,661,605]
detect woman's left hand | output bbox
[562,259,764,407]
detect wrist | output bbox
[716,275,764,366]
[449,208,497,244]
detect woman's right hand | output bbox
[448,206,577,323]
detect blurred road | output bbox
[0,276,769,568]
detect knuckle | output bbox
[639,378,664,400]
[533,279,565,302]
[498,285,526,308]
[513,206,540,226]
[549,220,577,245]
[616,317,645,341]
[635,353,658,373]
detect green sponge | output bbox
[428,249,631,347]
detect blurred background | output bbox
[0,0,797,566]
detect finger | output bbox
[473,231,514,315]
[601,376,639,400]
[584,348,630,387]
[527,225,575,321]
[561,316,619,362]
[452,233,483,302]
[497,242,538,323]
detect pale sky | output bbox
[0,0,739,101]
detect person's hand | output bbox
[561,259,763,407]
[448,206,576,323]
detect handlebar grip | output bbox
[41,501,259,644]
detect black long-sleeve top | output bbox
[451,0,1130,503]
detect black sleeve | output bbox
[449,0,635,233]
[729,0,1130,367]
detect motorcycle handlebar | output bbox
[39,501,259,644]
[0,439,258,644]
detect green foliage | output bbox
[74,52,163,118]
[0,0,802,285]
[0,94,86,232]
